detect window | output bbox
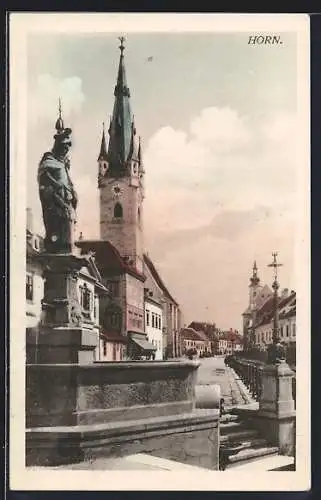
[159,316,162,330]
[152,313,155,328]
[26,273,34,302]
[286,325,290,337]
[146,309,150,326]
[292,324,296,336]
[103,341,107,356]
[114,202,123,218]
[105,306,122,332]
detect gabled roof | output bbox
[143,253,178,305]
[188,321,217,340]
[76,240,146,282]
[254,291,296,328]
[180,327,209,342]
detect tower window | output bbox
[114,202,123,218]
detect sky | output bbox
[26,31,299,331]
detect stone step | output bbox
[229,454,295,471]
[220,421,249,434]
[220,428,259,444]
[221,436,268,453]
[225,445,279,468]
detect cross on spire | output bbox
[268,252,283,283]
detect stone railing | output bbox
[225,355,296,406]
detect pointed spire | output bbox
[98,122,108,161]
[107,36,136,176]
[55,97,64,134]
[250,260,260,286]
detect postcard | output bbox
[9,12,310,491]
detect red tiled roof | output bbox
[76,240,146,282]
[143,253,178,305]
[180,327,209,342]
[188,321,217,340]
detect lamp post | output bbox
[267,252,286,364]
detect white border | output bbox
[9,13,310,491]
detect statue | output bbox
[38,103,78,254]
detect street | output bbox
[196,356,249,407]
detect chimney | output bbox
[26,207,33,234]
[281,288,289,298]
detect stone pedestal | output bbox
[27,326,98,364]
[26,252,98,365]
[258,360,295,455]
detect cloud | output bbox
[142,106,298,327]
[144,107,297,239]
[189,106,252,153]
[28,74,85,127]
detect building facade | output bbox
[143,254,181,359]
[180,327,211,357]
[188,321,217,355]
[217,330,244,355]
[144,294,163,360]
[254,289,296,347]
[242,262,296,351]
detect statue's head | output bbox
[53,127,72,160]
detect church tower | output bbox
[249,260,262,310]
[98,37,145,273]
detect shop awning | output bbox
[130,333,156,352]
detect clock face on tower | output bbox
[112,184,122,197]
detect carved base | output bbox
[37,253,89,329]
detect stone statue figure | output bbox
[38,115,78,254]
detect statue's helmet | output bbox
[54,127,72,146]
